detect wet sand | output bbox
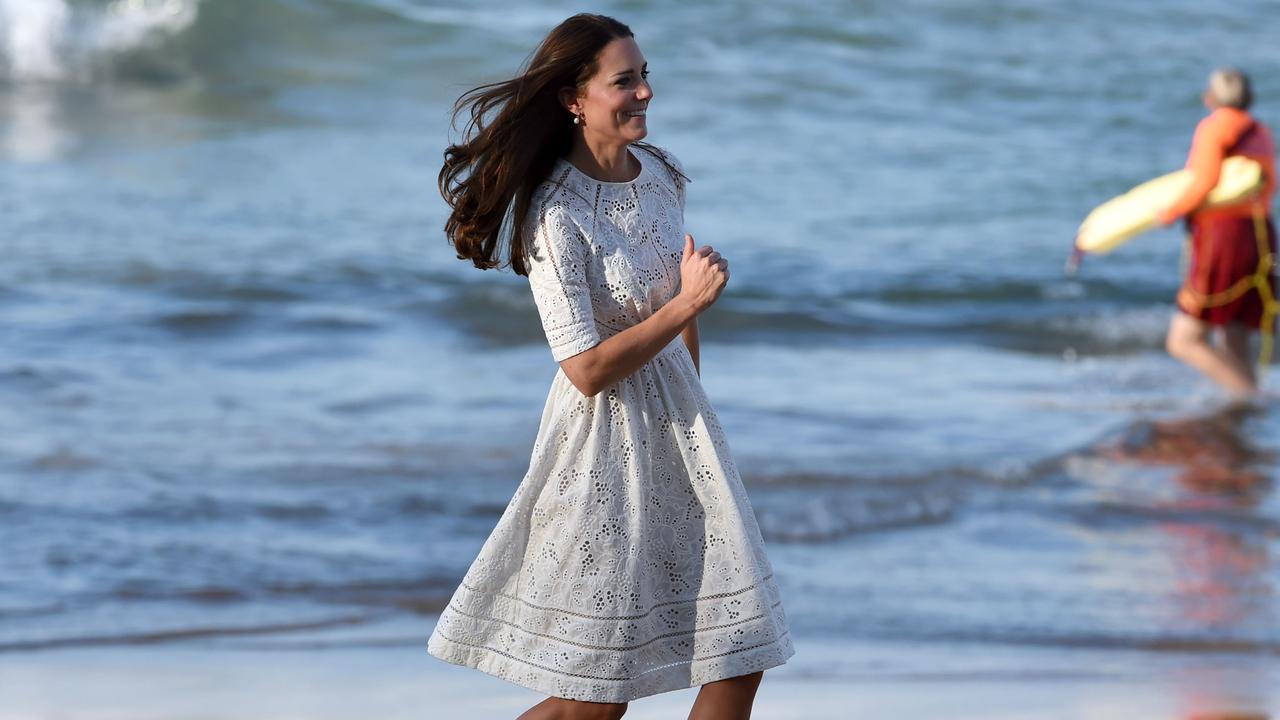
[1,616,1274,720]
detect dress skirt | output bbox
[428,340,794,703]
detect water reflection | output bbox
[1109,402,1275,719]
[1111,402,1273,494]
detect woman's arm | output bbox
[560,294,697,396]
[560,235,724,396]
[682,317,700,376]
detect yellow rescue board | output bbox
[1075,156,1264,255]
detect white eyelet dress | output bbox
[427,146,794,703]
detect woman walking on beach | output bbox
[427,14,793,720]
[1159,67,1276,395]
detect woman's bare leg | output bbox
[687,671,764,720]
[517,698,628,720]
[1166,313,1256,394]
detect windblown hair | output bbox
[440,14,684,276]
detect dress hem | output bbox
[426,630,795,704]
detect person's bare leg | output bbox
[517,698,628,720]
[687,671,764,720]
[1166,313,1256,394]
[1217,322,1258,388]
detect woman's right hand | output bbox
[678,234,729,313]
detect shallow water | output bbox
[0,0,1277,693]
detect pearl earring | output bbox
[573,115,581,125]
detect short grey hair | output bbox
[1206,67,1253,110]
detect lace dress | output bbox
[427,146,793,703]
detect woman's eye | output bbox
[616,72,648,87]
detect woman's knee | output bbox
[526,697,628,720]
[593,702,628,720]
[567,701,627,720]
[709,670,764,693]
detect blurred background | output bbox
[0,0,1277,717]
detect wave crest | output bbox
[0,0,198,82]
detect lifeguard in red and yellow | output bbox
[1158,68,1276,395]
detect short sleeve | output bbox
[526,203,600,362]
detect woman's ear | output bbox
[558,86,581,118]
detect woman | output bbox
[1159,67,1277,395]
[427,14,793,720]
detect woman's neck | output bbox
[567,136,639,183]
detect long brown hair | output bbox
[440,14,681,276]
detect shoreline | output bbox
[1,616,1274,719]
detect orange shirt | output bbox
[1157,107,1276,225]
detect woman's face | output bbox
[571,37,651,144]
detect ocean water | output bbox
[1,0,1277,704]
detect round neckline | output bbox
[559,150,646,187]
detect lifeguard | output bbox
[1159,67,1276,395]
